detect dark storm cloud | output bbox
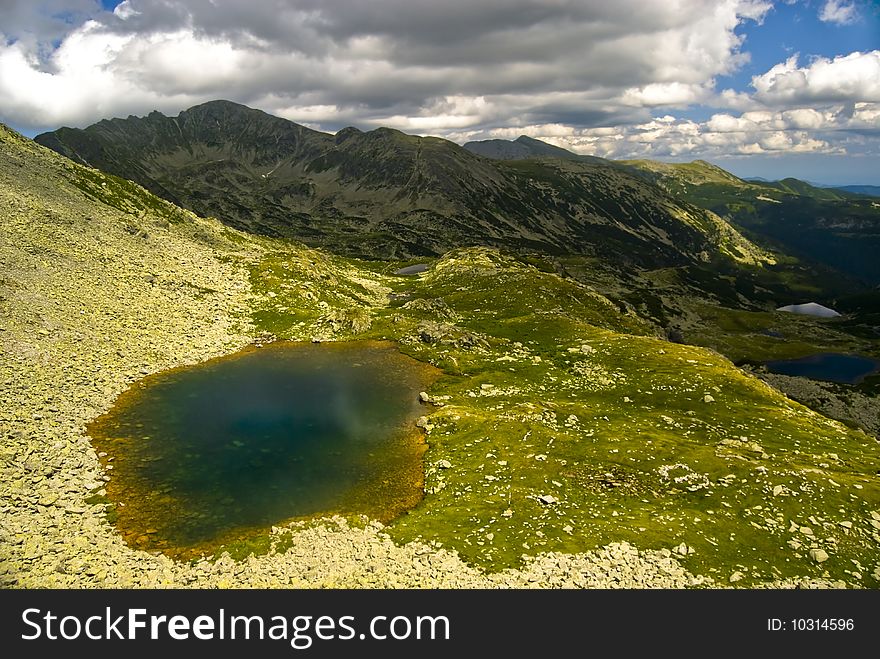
[1,0,765,129]
[1,0,102,45]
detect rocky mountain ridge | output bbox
[36,100,768,268]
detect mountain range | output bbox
[35,100,769,270]
[36,101,880,286]
[462,134,607,164]
[833,185,880,198]
[31,100,880,365]
[464,137,880,284]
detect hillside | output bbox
[460,136,880,283]
[621,159,880,284]
[3,123,880,588]
[834,185,880,198]
[35,101,768,269]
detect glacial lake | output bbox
[765,352,880,384]
[87,341,439,556]
[394,263,430,275]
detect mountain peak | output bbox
[184,99,254,113]
[35,100,765,265]
[334,126,362,144]
[515,135,540,144]
[464,134,606,165]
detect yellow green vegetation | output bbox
[622,159,751,188]
[678,304,878,364]
[247,245,880,585]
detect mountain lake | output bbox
[765,352,880,384]
[394,264,430,275]
[87,340,440,557]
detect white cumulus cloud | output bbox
[819,0,859,25]
[0,0,771,133]
[751,51,880,105]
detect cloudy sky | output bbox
[1,0,878,184]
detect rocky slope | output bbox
[36,101,769,268]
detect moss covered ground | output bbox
[244,245,880,585]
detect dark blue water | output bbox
[765,353,880,384]
[88,341,438,554]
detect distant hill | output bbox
[833,185,880,198]
[622,159,747,188]
[463,135,606,165]
[743,178,879,199]
[761,178,863,201]
[622,159,880,284]
[35,100,766,267]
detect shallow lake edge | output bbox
[84,339,443,560]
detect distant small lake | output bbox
[765,352,880,384]
[394,263,429,275]
[776,302,840,318]
[87,341,439,557]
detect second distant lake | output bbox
[765,352,880,384]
